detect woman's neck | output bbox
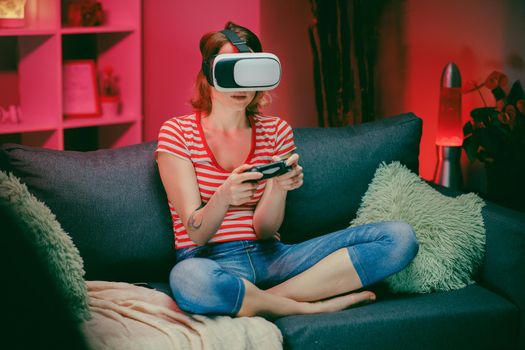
[204,105,250,132]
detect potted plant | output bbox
[65,0,104,27]
[462,71,525,211]
[99,65,121,117]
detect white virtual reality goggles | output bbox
[202,29,281,92]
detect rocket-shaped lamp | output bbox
[433,62,463,189]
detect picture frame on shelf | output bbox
[0,0,27,28]
[62,59,100,118]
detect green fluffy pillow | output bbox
[350,162,486,293]
[0,171,90,322]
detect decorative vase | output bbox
[100,95,120,117]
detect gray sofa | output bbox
[1,113,524,349]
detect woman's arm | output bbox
[157,152,264,246]
[253,178,288,240]
[157,152,230,246]
[253,152,303,240]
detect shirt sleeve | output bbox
[155,118,191,161]
[274,118,297,157]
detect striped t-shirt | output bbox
[155,112,296,249]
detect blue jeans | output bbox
[169,221,419,316]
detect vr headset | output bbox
[202,29,281,92]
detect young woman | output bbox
[156,22,419,319]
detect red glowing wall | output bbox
[143,0,317,143]
[142,0,261,142]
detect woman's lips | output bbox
[231,95,247,100]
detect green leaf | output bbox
[463,121,473,136]
[462,136,479,163]
[471,107,495,123]
[508,80,525,105]
[492,86,506,101]
[477,148,489,162]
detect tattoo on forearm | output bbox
[188,202,205,232]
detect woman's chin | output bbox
[228,99,250,110]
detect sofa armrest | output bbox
[477,201,525,300]
[431,184,525,298]
[431,183,525,349]
[479,202,525,349]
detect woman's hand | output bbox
[218,164,263,206]
[271,153,304,192]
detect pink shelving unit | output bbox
[0,0,142,150]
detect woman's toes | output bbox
[348,290,376,306]
[312,290,376,314]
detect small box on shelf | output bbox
[0,0,28,29]
[0,105,23,124]
[0,0,60,33]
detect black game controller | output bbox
[243,160,293,182]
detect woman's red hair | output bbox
[190,21,270,116]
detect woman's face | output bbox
[210,43,256,112]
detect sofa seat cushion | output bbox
[275,284,518,350]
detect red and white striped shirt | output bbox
[155,112,296,249]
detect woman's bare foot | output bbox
[308,291,376,314]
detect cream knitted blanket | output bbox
[82,281,283,350]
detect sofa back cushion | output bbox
[0,142,174,282]
[0,112,421,281]
[280,113,422,243]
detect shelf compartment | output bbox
[0,129,62,150]
[0,132,22,145]
[97,31,141,119]
[63,120,141,151]
[62,30,142,123]
[0,36,20,110]
[0,35,62,132]
[63,126,98,151]
[98,120,141,149]
[22,0,60,31]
